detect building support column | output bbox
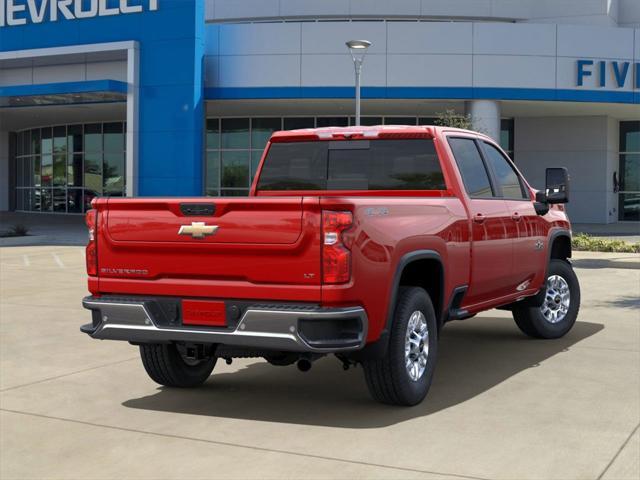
[0,130,9,211]
[466,100,501,142]
[126,43,139,197]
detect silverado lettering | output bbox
[81,125,580,406]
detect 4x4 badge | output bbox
[535,240,544,250]
[178,222,219,239]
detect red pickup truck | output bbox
[81,125,580,406]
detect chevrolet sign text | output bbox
[0,0,158,27]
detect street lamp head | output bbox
[346,39,372,50]
[346,39,372,67]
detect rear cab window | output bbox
[256,139,446,192]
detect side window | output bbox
[448,137,494,198]
[482,142,528,199]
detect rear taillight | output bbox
[322,210,353,284]
[85,209,97,276]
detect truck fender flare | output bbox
[546,228,572,274]
[348,250,444,362]
[522,228,572,308]
[385,249,445,334]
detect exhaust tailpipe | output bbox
[297,358,312,372]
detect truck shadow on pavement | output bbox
[123,317,603,428]
[571,258,639,270]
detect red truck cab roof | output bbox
[269,125,491,143]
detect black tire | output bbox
[139,343,216,388]
[513,259,580,339]
[362,287,438,406]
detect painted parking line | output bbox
[51,253,65,268]
[23,255,30,267]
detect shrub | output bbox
[572,233,640,253]
[0,224,30,238]
[434,109,474,130]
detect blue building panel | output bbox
[0,0,205,197]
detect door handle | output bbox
[473,213,486,224]
[511,212,522,221]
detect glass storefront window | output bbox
[317,117,348,127]
[16,132,23,156]
[53,154,66,186]
[251,150,263,181]
[384,117,416,125]
[68,125,83,153]
[500,119,515,159]
[41,128,52,154]
[206,119,220,150]
[53,189,66,212]
[284,117,314,130]
[103,123,124,152]
[418,117,437,125]
[84,124,102,152]
[32,189,41,212]
[620,154,640,193]
[350,116,383,126]
[104,152,125,193]
[53,126,66,154]
[68,154,83,187]
[33,155,41,187]
[619,121,640,221]
[221,118,249,149]
[41,154,53,187]
[621,122,640,152]
[67,189,83,213]
[205,151,220,196]
[41,189,53,212]
[31,129,40,155]
[221,151,249,188]
[84,152,103,195]
[251,118,281,152]
[23,130,31,155]
[12,121,127,213]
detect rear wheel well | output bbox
[398,259,443,327]
[550,234,571,260]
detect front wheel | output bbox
[513,259,581,339]
[139,343,216,387]
[363,287,438,406]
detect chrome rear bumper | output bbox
[81,296,367,353]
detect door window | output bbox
[448,138,494,198]
[481,142,528,199]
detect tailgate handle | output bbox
[180,203,216,216]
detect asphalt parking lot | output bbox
[0,246,638,480]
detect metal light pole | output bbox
[346,40,371,126]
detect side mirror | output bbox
[544,167,569,204]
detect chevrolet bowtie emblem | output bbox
[178,222,219,239]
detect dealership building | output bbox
[0,0,639,223]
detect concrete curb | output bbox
[0,236,48,247]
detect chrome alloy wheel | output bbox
[404,310,429,381]
[540,275,571,324]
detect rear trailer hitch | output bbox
[336,354,358,371]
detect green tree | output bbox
[433,109,474,130]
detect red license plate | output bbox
[182,300,227,327]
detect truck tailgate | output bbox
[95,197,322,301]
